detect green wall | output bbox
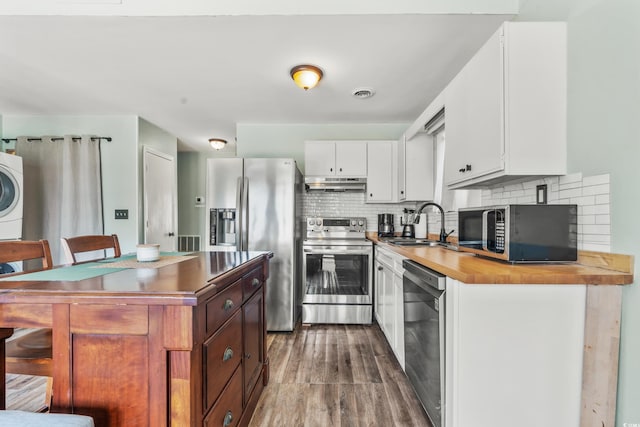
[518,0,640,425]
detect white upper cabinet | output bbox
[366,140,395,203]
[444,22,567,188]
[304,140,367,177]
[400,133,434,201]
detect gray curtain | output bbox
[17,135,103,265]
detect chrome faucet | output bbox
[415,202,452,243]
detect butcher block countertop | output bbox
[367,233,634,285]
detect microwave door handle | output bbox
[482,210,489,251]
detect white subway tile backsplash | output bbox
[558,188,582,199]
[304,173,612,252]
[559,172,583,184]
[582,184,610,196]
[583,174,610,186]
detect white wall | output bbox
[1,115,140,253]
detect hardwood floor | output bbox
[6,324,432,426]
[249,324,433,427]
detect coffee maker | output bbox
[378,213,394,237]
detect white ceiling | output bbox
[0,14,509,151]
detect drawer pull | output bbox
[223,347,234,362]
[251,278,260,287]
[223,410,233,427]
[245,353,251,360]
[223,299,234,311]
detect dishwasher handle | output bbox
[402,260,446,291]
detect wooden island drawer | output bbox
[203,365,243,427]
[206,279,242,335]
[203,310,242,411]
[242,267,263,300]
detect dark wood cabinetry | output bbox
[0,252,271,427]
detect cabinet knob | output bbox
[370,193,373,197]
[223,299,234,311]
[223,411,233,427]
[459,164,472,173]
[223,347,234,362]
[251,278,260,287]
[339,167,343,172]
[168,232,175,237]
[400,191,404,195]
[377,266,383,271]
[330,168,333,172]
[246,353,252,360]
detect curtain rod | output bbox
[1,136,112,143]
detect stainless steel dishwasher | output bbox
[403,259,446,427]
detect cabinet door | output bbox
[445,27,504,186]
[305,141,336,176]
[367,141,394,202]
[374,260,385,329]
[404,134,434,201]
[335,141,367,177]
[397,135,407,201]
[382,265,395,347]
[243,290,264,404]
[392,271,405,369]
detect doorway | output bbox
[143,147,176,251]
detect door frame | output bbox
[142,146,177,249]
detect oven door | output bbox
[302,243,372,304]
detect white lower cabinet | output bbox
[444,279,586,427]
[374,246,406,369]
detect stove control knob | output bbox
[358,220,364,226]
[308,219,314,226]
[315,219,322,226]
[351,220,357,226]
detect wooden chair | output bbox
[61,234,121,265]
[0,240,54,411]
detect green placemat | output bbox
[0,262,127,282]
[0,252,195,282]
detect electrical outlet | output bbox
[624,423,640,427]
[115,209,129,219]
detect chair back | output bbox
[61,234,121,264]
[0,240,53,271]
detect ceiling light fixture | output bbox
[208,138,227,150]
[290,64,323,90]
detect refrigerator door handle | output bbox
[241,177,249,250]
[236,177,243,250]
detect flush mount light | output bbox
[208,138,227,150]
[290,64,323,90]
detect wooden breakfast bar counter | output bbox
[0,251,272,427]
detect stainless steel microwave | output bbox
[457,204,578,263]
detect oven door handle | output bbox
[303,248,371,255]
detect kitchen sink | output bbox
[382,238,442,247]
[381,238,458,250]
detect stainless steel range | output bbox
[302,217,373,324]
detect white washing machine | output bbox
[0,152,23,240]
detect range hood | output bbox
[304,177,367,192]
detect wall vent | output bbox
[178,235,201,252]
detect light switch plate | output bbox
[115,209,129,219]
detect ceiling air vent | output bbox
[352,87,375,99]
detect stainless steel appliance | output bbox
[302,217,373,324]
[378,213,394,237]
[403,259,446,427]
[206,158,303,331]
[400,209,417,238]
[458,204,578,263]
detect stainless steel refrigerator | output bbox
[205,158,302,331]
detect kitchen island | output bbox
[0,251,272,427]
[369,234,634,427]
